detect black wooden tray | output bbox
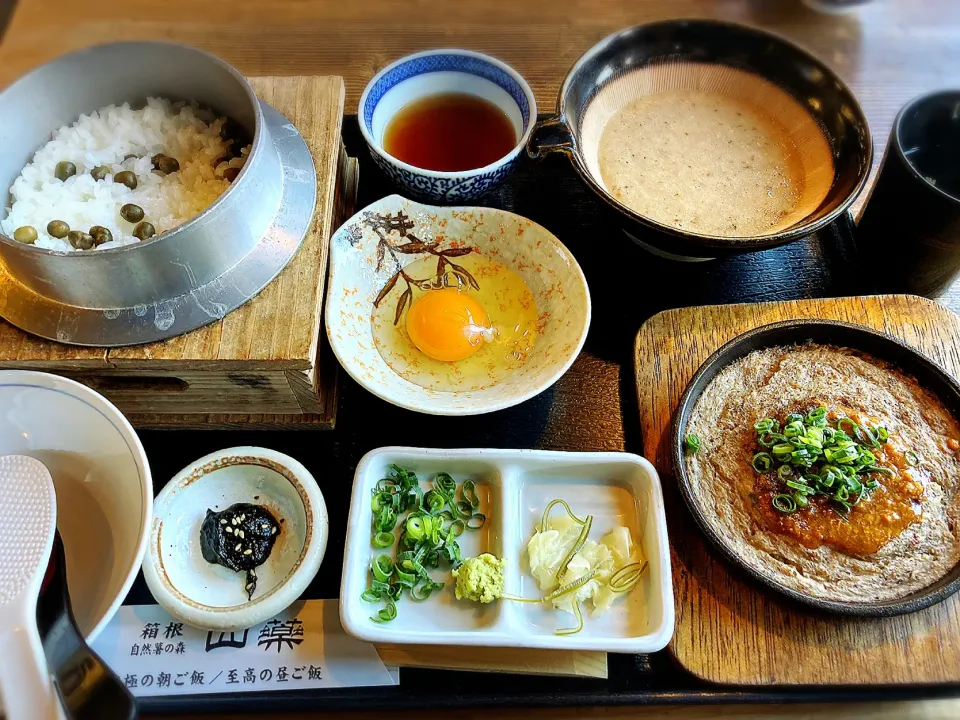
[115,117,960,714]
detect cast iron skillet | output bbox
[671,319,960,616]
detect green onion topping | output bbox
[750,408,896,517]
[362,465,487,622]
[772,494,798,513]
[685,433,702,453]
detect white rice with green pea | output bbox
[1,97,249,251]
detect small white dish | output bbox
[143,447,328,631]
[358,49,537,202]
[0,370,151,642]
[340,447,675,653]
[326,194,591,415]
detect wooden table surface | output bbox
[3,0,960,718]
[3,0,960,219]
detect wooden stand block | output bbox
[636,295,960,686]
[0,76,355,430]
[374,644,607,679]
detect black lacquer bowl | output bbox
[671,319,960,616]
[528,19,873,260]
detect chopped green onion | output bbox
[410,578,443,601]
[460,480,481,509]
[372,555,394,582]
[370,599,397,623]
[752,452,774,472]
[685,433,702,453]
[783,420,805,438]
[772,443,795,459]
[754,418,777,433]
[363,467,487,622]
[824,444,859,464]
[785,478,811,492]
[374,531,394,548]
[466,513,486,529]
[905,450,920,466]
[758,431,786,447]
[423,490,445,513]
[772,494,797,513]
[837,417,858,436]
[857,425,881,448]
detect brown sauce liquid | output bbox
[755,407,924,555]
[383,93,517,172]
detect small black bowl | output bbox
[671,318,960,616]
[528,19,873,260]
[856,90,960,298]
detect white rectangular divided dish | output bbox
[340,447,675,653]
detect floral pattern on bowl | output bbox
[325,195,591,415]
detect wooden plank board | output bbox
[4,0,960,226]
[0,75,349,427]
[374,644,607,679]
[167,698,960,720]
[126,151,358,430]
[107,75,344,365]
[635,294,960,686]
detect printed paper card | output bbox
[91,600,398,697]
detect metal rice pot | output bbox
[0,42,316,346]
[527,20,873,261]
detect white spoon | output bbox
[0,454,62,720]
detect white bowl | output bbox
[0,370,151,641]
[358,49,537,202]
[326,194,591,415]
[341,447,675,653]
[143,447,328,631]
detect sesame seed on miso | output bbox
[598,89,806,237]
[384,93,517,172]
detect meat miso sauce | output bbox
[754,408,925,556]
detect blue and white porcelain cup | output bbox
[358,49,537,203]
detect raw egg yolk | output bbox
[405,288,490,362]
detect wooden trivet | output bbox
[0,76,352,429]
[635,294,960,685]
[375,644,607,679]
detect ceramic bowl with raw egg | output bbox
[325,195,591,415]
[358,49,537,202]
